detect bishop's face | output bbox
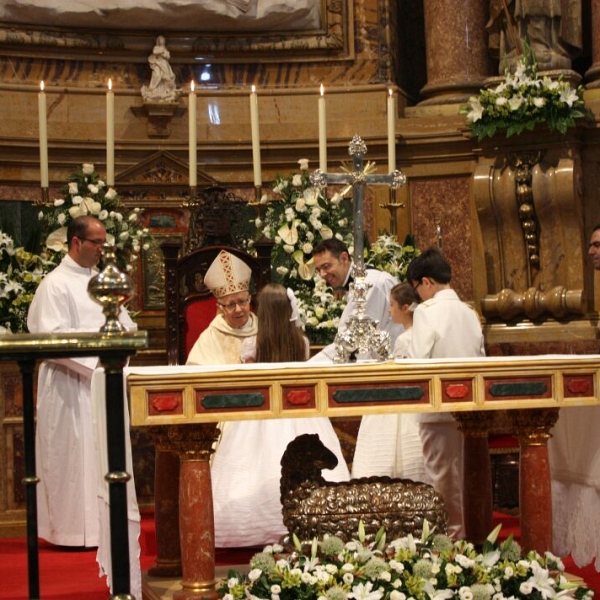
[217,291,252,328]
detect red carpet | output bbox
[1,511,599,599]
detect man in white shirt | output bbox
[407,247,485,539]
[311,238,402,360]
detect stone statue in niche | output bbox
[141,35,181,104]
[487,0,582,72]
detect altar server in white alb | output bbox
[352,282,426,482]
[27,215,141,596]
[310,238,402,361]
[406,247,485,539]
[186,251,349,547]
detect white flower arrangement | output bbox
[0,231,53,333]
[465,46,592,141]
[253,160,421,345]
[218,522,593,600]
[38,163,152,271]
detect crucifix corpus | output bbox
[311,134,407,363]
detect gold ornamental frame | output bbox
[0,0,354,64]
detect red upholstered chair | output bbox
[162,242,269,365]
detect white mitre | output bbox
[204,250,252,299]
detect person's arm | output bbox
[407,306,436,359]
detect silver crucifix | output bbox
[311,134,407,363]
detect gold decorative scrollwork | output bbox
[507,151,543,279]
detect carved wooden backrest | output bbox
[163,242,268,365]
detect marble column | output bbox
[168,423,221,600]
[585,0,600,88]
[454,411,494,546]
[419,0,491,105]
[511,408,560,554]
[147,427,182,578]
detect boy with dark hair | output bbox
[407,247,485,538]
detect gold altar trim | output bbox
[127,355,600,427]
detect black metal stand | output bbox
[0,332,147,600]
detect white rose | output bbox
[119,231,130,241]
[276,266,289,275]
[105,188,117,200]
[99,210,108,220]
[248,569,262,583]
[302,242,313,254]
[295,198,307,212]
[97,179,106,188]
[53,198,64,207]
[128,213,138,222]
[283,244,294,253]
[87,184,99,195]
[69,205,84,218]
[82,163,94,175]
[57,213,66,225]
[68,182,79,195]
[72,195,83,205]
[298,158,309,170]
[292,174,302,187]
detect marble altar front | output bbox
[127,355,600,600]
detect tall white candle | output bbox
[249,85,262,188]
[318,84,327,172]
[387,88,396,174]
[106,79,115,186]
[189,80,197,187]
[38,81,48,188]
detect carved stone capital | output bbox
[149,424,220,460]
[509,408,560,446]
[453,410,496,437]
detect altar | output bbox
[127,354,600,600]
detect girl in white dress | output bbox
[211,283,350,547]
[351,282,426,481]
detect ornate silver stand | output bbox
[311,135,406,363]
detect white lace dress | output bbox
[211,335,350,547]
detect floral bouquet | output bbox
[253,160,420,345]
[465,45,592,141]
[365,234,419,283]
[218,522,593,600]
[37,163,152,271]
[256,159,354,290]
[0,231,53,333]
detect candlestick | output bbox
[318,84,327,172]
[38,81,48,188]
[106,79,115,186]
[387,88,396,174]
[189,80,197,187]
[249,85,262,188]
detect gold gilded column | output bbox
[454,411,494,545]
[168,423,221,600]
[510,408,559,554]
[419,0,491,105]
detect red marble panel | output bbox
[148,391,183,416]
[282,386,316,410]
[442,380,473,402]
[563,374,594,397]
[410,177,474,299]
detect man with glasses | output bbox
[186,249,258,365]
[406,247,485,539]
[27,215,137,550]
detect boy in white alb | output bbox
[407,247,485,539]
